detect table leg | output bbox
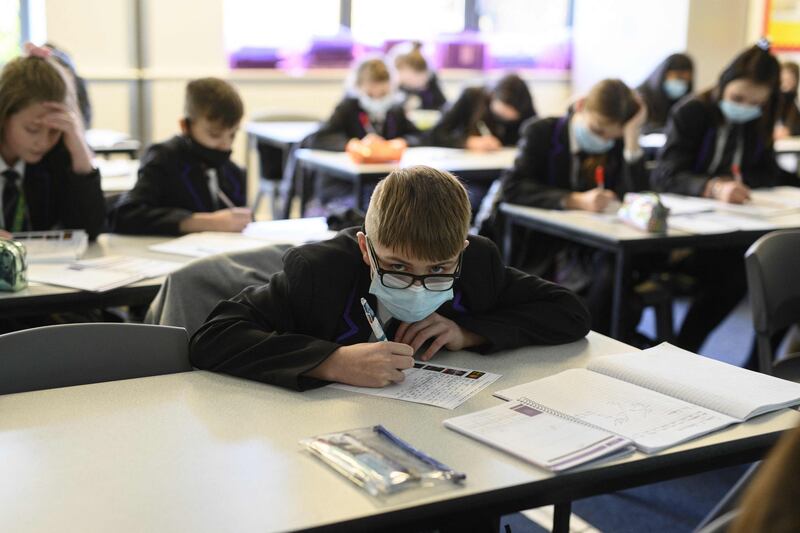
[552,501,572,533]
[611,249,632,340]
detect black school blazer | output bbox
[110,135,247,235]
[21,141,105,239]
[189,227,590,391]
[308,97,423,151]
[498,113,649,210]
[652,97,796,197]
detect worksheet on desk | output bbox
[330,362,501,409]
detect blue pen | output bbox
[373,425,466,482]
[360,297,387,342]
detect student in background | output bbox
[430,73,536,151]
[389,41,447,111]
[308,57,422,151]
[485,79,648,336]
[305,57,422,213]
[190,165,589,391]
[112,78,249,236]
[653,42,795,357]
[637,53,694,134]
[775,61,800,138]
[0,54,104,240]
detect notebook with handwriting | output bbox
[443,400,634,472]
[493,343,800,453]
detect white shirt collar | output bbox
[568,114,579,155]
[0,157,25,178]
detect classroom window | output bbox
[0,0,22,64]
[224,0,572,72]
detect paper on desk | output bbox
[27,255,183,292]
[330,362,501,409]
[150,218,337,258]
[668,212,777,234]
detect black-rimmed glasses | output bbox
[366,237,462,292]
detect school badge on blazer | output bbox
[0,239,28,291]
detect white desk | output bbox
[1,331,796,532]
[96,158,140,194]
[295,147,517,211]
[86,129,140,158]
[775,136,800,155]
[0,234,188,318]
[500,201,800,340]
[245,121,321,146]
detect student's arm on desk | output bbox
[307,100,360,151]
[429,89,479,148]
[450,239,591,351]
[500,119,574,209]
[46,142,106,239]
[110,147,194,235]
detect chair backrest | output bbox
[745,229,800,373]
[0,323,191,395]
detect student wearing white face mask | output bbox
[637,53,694,134]
[308,57,421,152]
[653,41,797,361]
[305,57,422,214]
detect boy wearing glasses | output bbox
[190,165,590,390]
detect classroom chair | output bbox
[0,323,191,395]
[146,243,290,336]
[745,229,800,380]
[251,111,321,218]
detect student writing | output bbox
[111,77,249,235]
[637,53,694,134]
[430,73,536,151]
[190,165,590,391]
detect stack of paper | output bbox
[27,255,182,292]
[13,230,88,263]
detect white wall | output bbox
[572,0,690,95]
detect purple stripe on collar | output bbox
[179,163,207,211]
[221,166,243,205]
[335,286,360,343]
[451,290,467,313]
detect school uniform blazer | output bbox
[498,113,649,210]
[111,135,247,235]
[23,141,105,239]
[189,227,591,391]
[430,87,528,149]
[399,73,447,110]
[653,97,796,197]
[308,97,423,151]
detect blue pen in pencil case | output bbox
[301,425,465,497]
[0,239,27,292]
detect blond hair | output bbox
[365,166,471,261]
[392,41,427,72]
[184,77,244,127]
[0,56,67,139]
[585,78,640,124]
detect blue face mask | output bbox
[369,275,453,323]
[663,79,689,100]
[573,119,614,154]
[719,100,762,124]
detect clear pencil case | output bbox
[301,425,465,497]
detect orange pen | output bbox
[594,165,605,190]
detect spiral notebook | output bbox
[443,400,634,472]
[492,343,800,453]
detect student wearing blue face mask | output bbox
[481,79,649,338]
[653,42,796,359]
[190,166,589,390]
[637,53,694,134]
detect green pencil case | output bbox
[0,239,28,292]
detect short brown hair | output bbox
[184,77,244,127]
[0,56,67,139]
[365,166,471,262]
[355,58,391,86]
[585,78,640,124]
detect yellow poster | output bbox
[765,0,800,50]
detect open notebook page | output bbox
[587,343,800,420]
[494,368,735,453]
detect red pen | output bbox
[594,165,605,190]
[731,163,742,184]
[359,112,376,135]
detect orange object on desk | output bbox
[346,138,407,164]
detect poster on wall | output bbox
[764,0,800,51]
